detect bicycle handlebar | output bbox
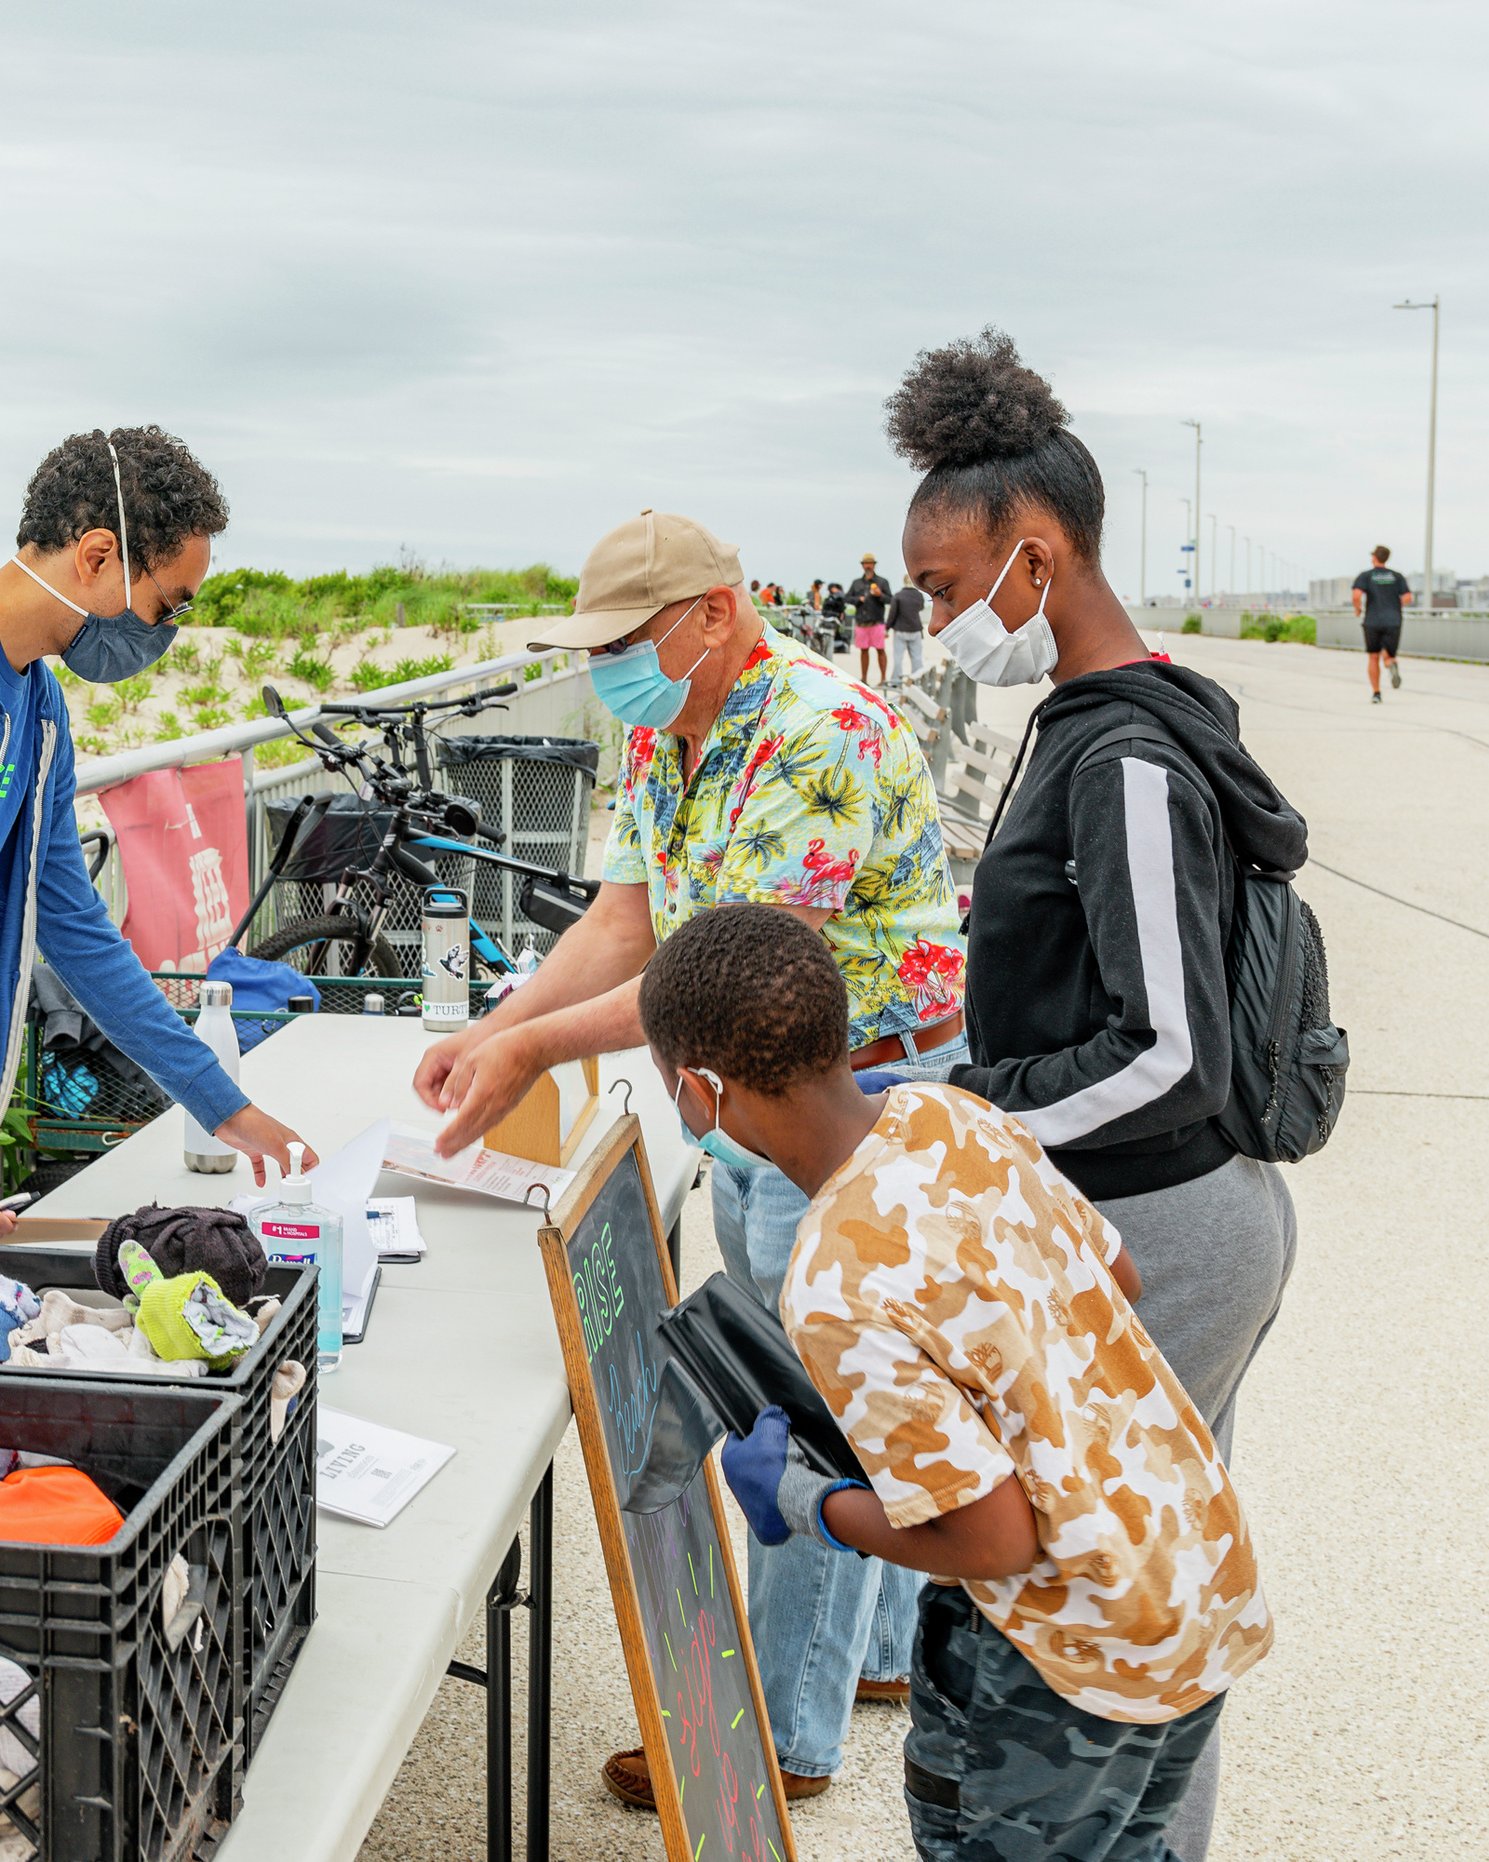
[317,681,518,720]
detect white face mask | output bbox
[938,538,1058,686]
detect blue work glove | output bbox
[855,1067,911,1096]
[720,1406,864,1551]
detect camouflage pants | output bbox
[904,1586,1225,1861]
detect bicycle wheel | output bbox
[249,912,403,979]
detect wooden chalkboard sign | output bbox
[539,1115,796,1862]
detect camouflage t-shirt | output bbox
[781,1083,1273,1723]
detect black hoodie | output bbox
[949,659,1309,1201]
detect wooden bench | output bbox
[936,724,1022,887]
[895,680,953,793]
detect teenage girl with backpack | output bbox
[887,330,1302,1862]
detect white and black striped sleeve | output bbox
[952,754,1233,1151]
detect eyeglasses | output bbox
[596,594,706,656]
[143,562,194,625]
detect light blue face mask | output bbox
[675,1067,770,1171]
[589,595,707,730]
[9,440,180,684]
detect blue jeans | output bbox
[711,1030,969,1777]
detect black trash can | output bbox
[435,736,599,955]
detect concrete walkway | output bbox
[360,634,1488,1860]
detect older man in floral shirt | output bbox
[414,508,966,1801]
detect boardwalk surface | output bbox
[361,632,1488,1862]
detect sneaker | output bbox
[1390,661,1402,688]
[1372,691,1383,704]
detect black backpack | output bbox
[1075,722,1349,1165]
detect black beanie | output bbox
[95,1204,267,1309]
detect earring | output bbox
[1033,576,1042,586]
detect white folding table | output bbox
[27,1015,699,1862]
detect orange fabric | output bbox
[0,1466,125,1545]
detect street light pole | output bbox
[1209,514,1218,599]
[1394,295,1440,613]
[1133,468,1148,605]
[1228,524,1236,600]
[1244,536,1251,600]
[1182,419,1202,605]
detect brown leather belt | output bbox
[851,1009,964,1072]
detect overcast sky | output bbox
[3,0,1485,600]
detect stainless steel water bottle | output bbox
[183,980,240,1173]
[421,888,470,1031]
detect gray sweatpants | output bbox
[1095,1155,1297,1862]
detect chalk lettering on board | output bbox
[606,1325,662,1482]
[547,1140,791,1862]
[601,1218,625,1319]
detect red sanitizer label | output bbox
[262,1221,320,1241]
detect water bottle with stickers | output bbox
[421,887,470,1032]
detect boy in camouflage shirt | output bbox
[640,905,1271,1861]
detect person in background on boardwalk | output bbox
[847,551,890,684]
[888,572,926,685]
[887,329,1303,1862]
[1352,544,1411,704]
[807,577,825,611]
[413,507,969,1805]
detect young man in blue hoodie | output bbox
[0,426,315,1235]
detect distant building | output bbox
[1309,567,1474,610]
[1407,568,1457,609]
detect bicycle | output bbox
[234,683,599,980]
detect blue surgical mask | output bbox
[675,1067,770,1171]
[9,440,180,684]
[590,596,707,730]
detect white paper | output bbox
[382,1123,574,1205]
[315,1407,454,1527]
[365,1196,426,1261]
[308,1119,389,1297]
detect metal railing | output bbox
[72,648,617,924]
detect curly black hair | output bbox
[16,425,229,572]
[638,904,849,1096]
[885,327,1105,562]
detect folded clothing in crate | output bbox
[95,1203,268,1308]
[0,1467,124,1546]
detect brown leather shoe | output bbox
[602,1745,831,1809]
[856,1677,910,1704]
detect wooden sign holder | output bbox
[484,1055,601,1168]
[537,1115,797,1862]
[2,1216,109,1246]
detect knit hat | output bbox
[96,1204,267,1308]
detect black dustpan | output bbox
[620,1271,865,1513]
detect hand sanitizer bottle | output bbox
[184,980,240,1174]
[252,1141,344,1372]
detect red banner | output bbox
[98,758,249,974]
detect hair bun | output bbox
[885,327,1069,472]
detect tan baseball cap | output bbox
[528,509,742,652]
[861,551,877,564]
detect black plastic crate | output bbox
[0,1382,241,1861]
[0,1251,318,1763]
